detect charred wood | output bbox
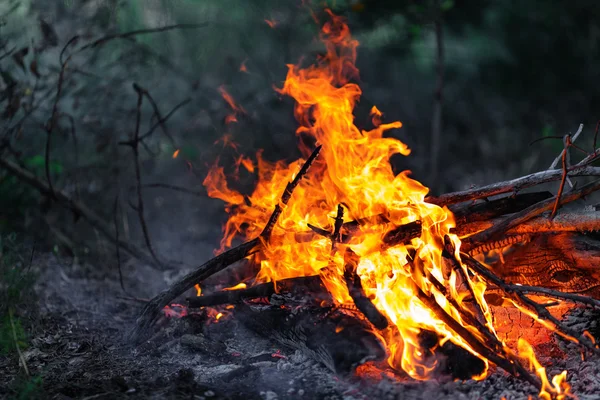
[235,303,386,376]
[186,275,326,308]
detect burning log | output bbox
[343,248,388,329]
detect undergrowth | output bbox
[0,233,44,399]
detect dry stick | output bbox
[0,157,159,268]
[131,146,323,342]
[442,235,487,326]
[125,84,164,268]
[137,98,191,143]
[550,135,571,219]
[461,179,600,252]
[462,254,600,356]
[43,24,205,196]
[549,124,583,169]
[131,83,176,146]
[426,165,600,207]
[509,285,600,309]
[261,145,322,241]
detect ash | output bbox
[2,254,600,400]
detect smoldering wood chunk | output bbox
[235,304,386,376]
[490,232,600,298]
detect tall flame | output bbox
[203,9,569,397]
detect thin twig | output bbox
[261,145,322,241]
[137,98,191,142]
[551,135,571,219]
[128,83,164,268]
[549,124,583,169]
[508,284,600,309]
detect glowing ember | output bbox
[173,149,180,159]
[219,85,246,124]
[264,19,278,28]
[203,9,570,398]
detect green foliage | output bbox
[23,155,63,175]
[0,312,27,355]
[0,233,37,308]
[10,374,44,400]
[0,234,42,398]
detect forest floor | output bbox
[2,253,600,400]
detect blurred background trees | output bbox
[1,0,599,265]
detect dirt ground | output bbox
[2,253,600,400]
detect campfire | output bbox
[130,10,600,400]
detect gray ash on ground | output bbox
[2,254,600,399]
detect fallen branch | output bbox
[0,157,160,268]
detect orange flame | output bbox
[203,9,568,391]
[173,149,180,159]
[370,105,383,127]
[518,339,571,400]
[194,284,202,297]
[223,283,247,291]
